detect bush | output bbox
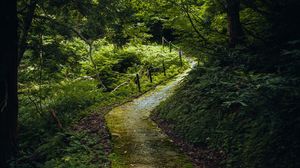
[153,66,300,168]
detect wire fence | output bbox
[124,37,186,92]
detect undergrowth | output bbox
[152,65,300,168]
[16,43,188,168]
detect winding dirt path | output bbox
[105,61,196,168]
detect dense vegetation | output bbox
[151,0,300,168]
[18,42,186,167]
[0,0,299,167]
[153,66,300,167]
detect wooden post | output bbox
[148,68,153,83]
[179,50,183,66]
[169,41,172,52]
[136,74,141,92]
[162,37,164,48]
[162,61,166,76]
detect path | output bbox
[105,60,196,168]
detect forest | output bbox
[0,0,299,168]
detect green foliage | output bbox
[153,66,300,168]
[17,41,187,167]
[17,130,109,168]
[17,0,300,167]
[48,81,102,123]
[41,131,108,168]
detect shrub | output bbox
[153,66,300,168]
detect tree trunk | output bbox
[0,0,18,167]
[17,0,37,67]
[226,0,244,47]
[88,43,107,91]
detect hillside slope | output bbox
[152,66,300,168]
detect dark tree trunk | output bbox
[226,0,244,47]
[0,0,18,167]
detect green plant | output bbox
[153,66,300,168]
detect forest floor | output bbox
[105,59,197,168]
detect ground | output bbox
[105,60,197,168]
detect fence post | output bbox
[162,37,164,49]
[169,41,172,52]
[136,74,141,92]
[148,68,153,83]
[179,49,183,66]
[162,60,166,76]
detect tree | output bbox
[225,0,244,47]
[17,0,37,66]
[0,0,18,167]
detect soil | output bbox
[150,117,225,168]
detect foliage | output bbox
[17,40,187,167]
[15,0,300,167]
[153,65,300,168]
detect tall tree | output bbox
[0,0,18,167]
[226,0,244,47]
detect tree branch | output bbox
[17,0,37,67]
[181,5,208,44]
[111,81,130,93]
